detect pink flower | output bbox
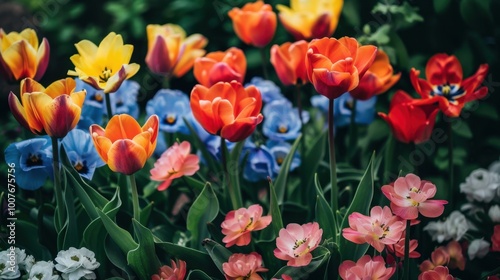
[339,255,395,280]
[382,173,448,220]
[274,222,323,267]
[342,206,405,252]
[420,247,450,272]
[272,275,292,280]
[221,204,272,247]
[387,237,421,258]
[151,259,186,280]
[418,266,455,280]
[150,141,200,191]
[222,252,268,280]
[492,225,500,252]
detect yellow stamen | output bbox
[99,66,113,83]
[278,125,288,133]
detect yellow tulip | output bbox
[277,0,343,40]
[68,32,140,93]
[0,28,50,82]
[145,24,207,78]
[8,78,86,138]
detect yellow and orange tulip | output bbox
[0,28,50,82]
[193,47,246,87]
[350,50,401,100]
[228,1,277,47]
[306,37,377,99]
[146,24,207,78]
[68,32,140,93]
[270,40,308,86]
[8,78,86,138]
[277,0,343,40]
[90,114,159,175]
[190,81,263,142]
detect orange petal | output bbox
[105,114,142,141]
[21,78,45,94]
[2,40,37,80]
[33,93,81,138]
[354,45,378,78]
[8,92,31,133]
[107,139,148,175]
[220,114,263,142]
[44,78,76,98]
[20,92,45,134]
[90,125,110,162]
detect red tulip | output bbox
[228,1,277,47]
[270,40,308,86]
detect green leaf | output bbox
[460,0,493,31]
[60,176,79,249]
[453,122,473,139]
[156,241,221,277]
[127,219,162,279]
[184,118,222,174]
[183,176,206,192]
[339,153,374,261]
[472,102,499,120]
[201,239,232,275]
[272,246,330,280]
[187,270,213,280]
[322,242,341,280]
[187,183,219,250]
[140,202,154,225]
[96,208,137,254]
[260,179,284,241]
[302,130,327,207]
[275,135,302,204]
[314,174,336,241]
[15,220,52,260]
[434,0,451,13]
[227,139,245,209]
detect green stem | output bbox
[447,121,454,213]
[51,137,65,231]
[162,75,171,89]
[328,98,338,213]
[259,47,270,80]
[347,99,358,163]
[383,135,395,182]
[402,220,411,279]
[221,138,242,210]
[104,92,113,120]
[296,85,307,205]
[129,174,140,222]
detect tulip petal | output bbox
[34,38,50,81]
[221,114,263,142]
[8,92,31,132]
[105,114,142,141]
[107,139,147,175]
[2,40,37,80]
[146,36,172,75]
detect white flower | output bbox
[54,247,100,280]
[28,261,60,280]
[0,249,20,279]
[23,255,36,273]
[489,157,500,175]
[460,169,500,203]
[468,239,490,260]
[423,211,472,243]
[489,205,500,223]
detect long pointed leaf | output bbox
[275,134,302,204]
[186,183,219,250]
[260,179,283,241]
[314,174,336,241]
[128,219,162,279]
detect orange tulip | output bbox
[90,114,159,175]
[0,28,50,82]
[270,40,308,86]
[350,50,401,100]
[305,37,377,99]
[190,81,263,142]
[193,47,246,87]
[146,24,208,78]
[228,1,277,47]
[8,78,85,138]
[277,0,343,40]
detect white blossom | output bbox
[489,158,500,175]
[489,205,500,223]
[468,239,490,260]
[28,261,60,280]
[423,211,472,243]
[54,247,99,280]
[460,169,500,203]
[0,248,21,279]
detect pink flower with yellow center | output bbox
[339,255,395,280]
[382,173,447,220]
[222,252,268,280]
[342,206,405,252]
[273,222,323,267]
[151,259,186,280]
[221,204,272,247]
[150,141,200,191]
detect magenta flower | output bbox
[150,141,200,191]
[339,255,395,280]
[221,204,272,247]
[274,222,323,267]
[342,206,405,252]
[222,252,268,280]
[382,173,448,220]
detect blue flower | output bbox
[62,129,105,180]
[245,77,285,103]
[242,140,276,182]
[146,89,192,134]
[263,99,306,141]
[76,79,140,129]
[310,93,377,127]
[267,140,301,175]
[4,137,53,190]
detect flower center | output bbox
[99,66,113,83]
[431,83,465,104]
[276,156,284,165]
[26,153,43,167]
[168,168,178,175]
[165,114,176,124]
[293,238,307,250]
[35,273,44,279]
[91,92,104,103]
[73,160,89,175]
[71,255,80,262]
[242,217,254,232]
[278,124,288,133]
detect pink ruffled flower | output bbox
[150,141,200,191]
[387,237,421,258]
[221,204,272,247]
[418,266,455,280]
[222,252,268,280]
[342,206,405,252]
[274,222,323,267]
[151,259,186,280]
[382,173,448,220]
[339,255,395,280]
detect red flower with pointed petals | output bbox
[378,90,440,144]
[193,47,246,87]
[270,40,308,86]
[410,53,489,117]
[228,1,277,47]
[306,37,377,99]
